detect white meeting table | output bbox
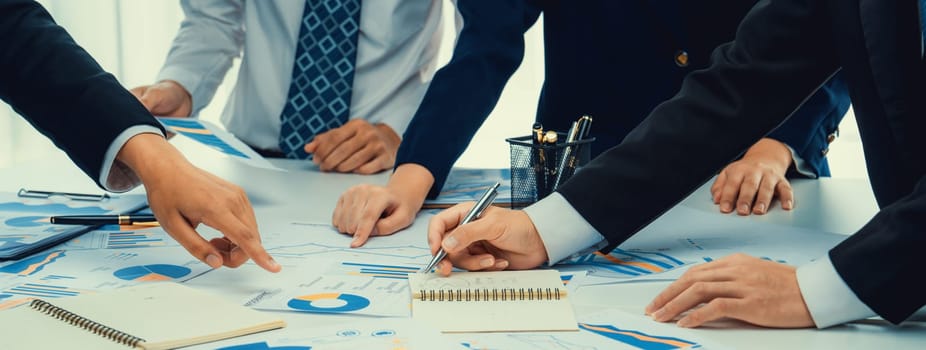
[1,145,923,350]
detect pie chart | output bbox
[113,264,191,282]
[217,341,310,350]
[287,293,370,313]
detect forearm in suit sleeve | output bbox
[828,174,926,324]
[156,0,244,115]
[556,0,840,250]
[0,0,164,188]
[767,72,851,177]
[395,0,541,198]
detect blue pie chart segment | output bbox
[287,293,370,313]
[216,341,311,350]
[5,216,48,227]
[113,264,191,281]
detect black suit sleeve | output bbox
[557,0,839,251]
[828,174,926,324]
[394,0,542,198]
[0,0,164,188]
[766,72,850,177]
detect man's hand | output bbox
[332,164,432,247]
[427,203,549,276]
[117,133,280,273]
[304,119,400,174]
[645,254,813,328]
[130,80,193,117]
[711,138,794,215]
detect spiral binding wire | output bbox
[30,299,145,348]
[416,288,564,302]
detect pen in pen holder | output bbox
[506,134,595,209]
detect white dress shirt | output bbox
[524,192,876,328]
[157,0,451,150]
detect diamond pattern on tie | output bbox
[920,0,926,58]
[279,0,361,159]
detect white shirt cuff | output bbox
[523,192,606,264]
[785,145,818,178]
[796,255,876,328]
[99,126,165,193]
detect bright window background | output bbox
[0,1,867,182]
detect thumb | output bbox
[374,210,413,237]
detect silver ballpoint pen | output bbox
[419,182,500,273]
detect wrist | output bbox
[159,79,191,96]
[744,138,793,173]
[374,123,401,145]
[116,133,189,184]
[388,163,434,209]
[158,79,193,116]
[518,210,549,263]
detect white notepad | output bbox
[0,282,285,349]
[408,270,579,333]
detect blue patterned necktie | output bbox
[920,0,925,58]
[279,0,362,159]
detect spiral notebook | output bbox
[408,269,578,333]
[0,282,286,349]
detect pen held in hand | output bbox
[420,182,501,273]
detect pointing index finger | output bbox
[203,212,281,273]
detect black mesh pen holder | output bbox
[506,134,595,209]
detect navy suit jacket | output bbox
[396,0,850,198]
[0,0,163,187]
[559,0,925,324]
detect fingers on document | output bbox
[734,172,762,215]
[159,211,223,269]
[717,171,745,214]
[209,237,247,268]
[206,211,281,273]
[777,181,794,210]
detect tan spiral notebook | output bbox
[408,269,579,333]
[0,282,285,349]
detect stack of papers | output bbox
[423,168,514,208]
[0,191,147,260]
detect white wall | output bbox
[0,1,867,184]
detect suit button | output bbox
[675,50,689,67]
[826,133,837,143]
[821,148,829,156]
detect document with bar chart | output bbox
[158,117,281,170]
[61,224,178,250]
[449,308,725,350]
[0,192,147,260]
[207,318,455,350]
[0,246,211,291]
